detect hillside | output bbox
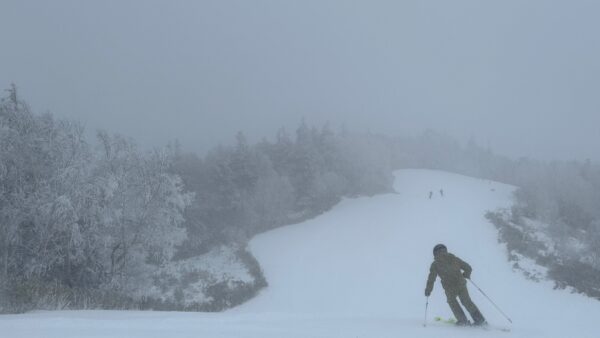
[1,170,598,338]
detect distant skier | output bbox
[428,191,433,199]
[424,244,486,326]
[439,189,444,197]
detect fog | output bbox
[1,0,599,160]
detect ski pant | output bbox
[445,285,485,324]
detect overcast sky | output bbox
[1,1,599,160]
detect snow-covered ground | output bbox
[2,170,599,337]
[146,245,255,307]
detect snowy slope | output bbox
[2,170,599,338]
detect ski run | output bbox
[1,169,599,338]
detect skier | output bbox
[428,191,433,199]
[439,189,444,197]
[424,244,486,326]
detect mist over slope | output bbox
[235,170,516,316]
[232,169,599,337]
[1,170,598,337]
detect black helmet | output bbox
[433,244,447,256]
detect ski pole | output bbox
[423,296,429,327]
[468,279,513,324]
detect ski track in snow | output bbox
[1,169,599,338]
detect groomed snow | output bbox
[2,170,599,337]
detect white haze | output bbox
[1,0,599,160]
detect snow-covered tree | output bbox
[92,132,193,287]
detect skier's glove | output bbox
[462,272,471,279]
[425,289,431,297]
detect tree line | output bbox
[0,86,393,312]
[172,126,394,257]
[2,85,599,311]
[0,86,193,311]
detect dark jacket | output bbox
[425,252,472,296]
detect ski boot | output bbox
[472,311,487,326]
[455,319,471,326]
